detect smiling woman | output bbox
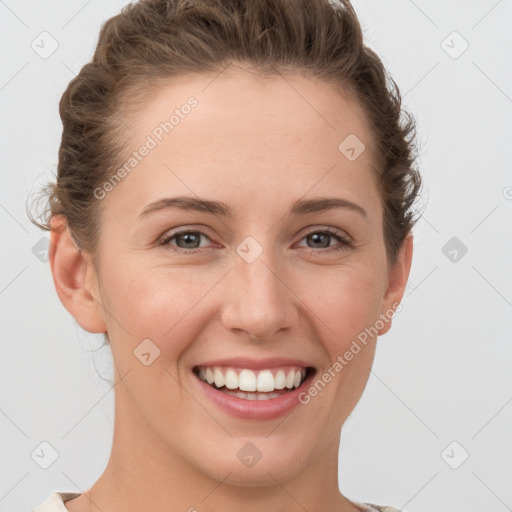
[26,0,422,511]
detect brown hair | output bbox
[27,0,422,267]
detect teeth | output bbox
[274,370,286,389]
[256,370,274,392]
[223,389,283,400]
[196,365,308,394]
[239,369,257,392]
[213,367,225,388]
[293,370,302,388]
[224,368,238,389]
[285,370,295,389]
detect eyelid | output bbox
[158,224,215,243]
[296,226,353,252]
[299,225,352,241]
[158,229,215,250]
[159,224,354,255]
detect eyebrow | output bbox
[136,195,367,221]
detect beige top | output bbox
[30,492,409,512]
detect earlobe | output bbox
[377,233,414,336]
[49,215,107,334]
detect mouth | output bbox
[192,365,315,401]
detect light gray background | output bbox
[1,1,511,511]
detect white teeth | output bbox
[224,368,238,389]
[213,367,225,388]
[223,389,283,400]
[285,370,295,389]
[196,365,308,396]
[239,369,257,392]
[274,370,286,389]
[293,370,302,388]
[256,369,275,392]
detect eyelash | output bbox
[158,227,353,255]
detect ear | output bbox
[377,233,414,336]
[49,215,107,334]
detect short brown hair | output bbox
[28,0,422,267]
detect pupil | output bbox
[310,233,329,248]
[179,232,199,248]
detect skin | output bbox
[50,66,413,512]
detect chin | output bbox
[192,440,311,487]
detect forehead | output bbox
[126,67,373,155]
[103,67,379,222]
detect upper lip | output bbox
[193,357,315,371]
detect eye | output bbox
[296,228,353,253]
[159,230,213,253]
[158,227,353,254]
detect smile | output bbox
[193,365,312,400]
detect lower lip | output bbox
[193,369,316,420]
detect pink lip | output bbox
[193,357,313,371]
[193,366,316,420]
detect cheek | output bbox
[98,261,217,348]
[292,269,382,431]
[300,263,385,343]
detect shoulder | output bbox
[30,492,81,512]
[353,501,409,512]
[369,507,407,512]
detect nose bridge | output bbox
[220,239,295,339]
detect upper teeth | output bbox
[196,366,307,392]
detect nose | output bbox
[219,247,298,341]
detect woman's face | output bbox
[61,67,411,486]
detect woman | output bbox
[29,0,422,510]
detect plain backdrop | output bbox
[1,1,511,511]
